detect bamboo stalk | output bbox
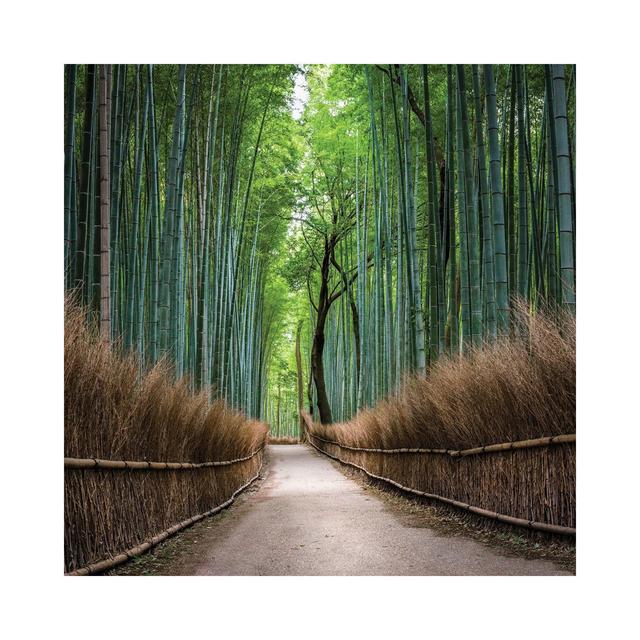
[98,65,111,336]
[65,466,262,576]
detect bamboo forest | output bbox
[64,64,576,577]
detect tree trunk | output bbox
[311,307,332,424]
[311,240,334,424]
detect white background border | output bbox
[1,1,637,638]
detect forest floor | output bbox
[111,444,574,576]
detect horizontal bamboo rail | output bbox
[310,434,449,454]
[65,465,263,576]
[450,434,575,457]
[308,431,575,457]
[64,446,263,470]
[308,435,576,537]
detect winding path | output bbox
[132,445,571,575]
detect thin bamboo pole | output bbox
[307,430,575,457]
[64,446,264,470]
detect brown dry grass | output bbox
[64,297,267,462]
[312,304,575,450]
[308,304,576,531]
[64,297,268,572]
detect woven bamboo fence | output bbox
[302,412,575,536]
[64,448,264,575]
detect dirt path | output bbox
[115,445,572,575]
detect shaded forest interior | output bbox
[64,64,575,438]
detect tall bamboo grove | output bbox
[64,64,300,419]
[65,64,575,427]
[295,64,575,423]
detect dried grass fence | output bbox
[303,307,576,536]
[65,451,263,575]
[64,299,268,574]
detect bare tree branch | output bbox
[374,64,426,127]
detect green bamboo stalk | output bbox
[396,66,426,373]
[159,64,186,358]
[75,65,96,303]
[109,65,127,337]
[98,65,112,337]
[550,64,576,311]
[423,65,443,360]
[506,67,517,303]
[146,65,160,363]
[64,65,77,291]
[458,66,482,346]
[472,65,496,339]
[125,66,149,350]
[515,65,529,299]
[483,64,509,335]
[446,65,459,353]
